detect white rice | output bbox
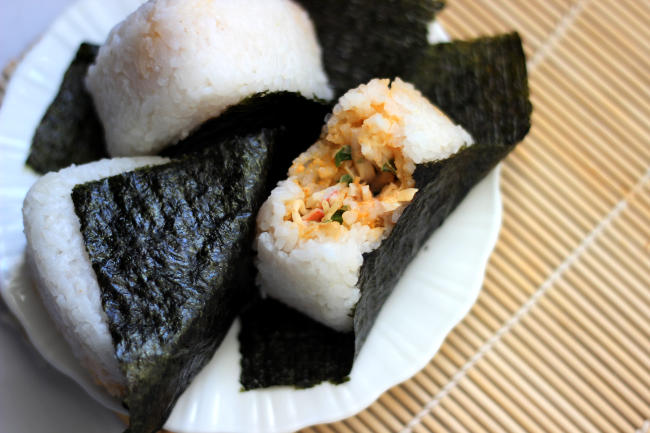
[256,180,383,332]
[87,0,333,157]
[330,78,474,165]
[23,157,168,396]
[255,78,474,332]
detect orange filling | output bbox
[284,102,418,240]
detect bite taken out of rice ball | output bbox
[255,78,474,332]
[86,0,333,157]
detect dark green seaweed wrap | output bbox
[355,32,532,352]
[26,49,329,175]
[239,298,354,389]
[26,43,107,174]
[239,32,531,388]
[163,91,331,187]
[294,0,445,96]
[72,129,281,433]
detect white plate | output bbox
[0,1,502,432]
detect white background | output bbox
[0,0,75,69]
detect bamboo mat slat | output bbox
[302,0,650,432]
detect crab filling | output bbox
[284,101,418,241]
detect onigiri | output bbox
[86,0,333,157]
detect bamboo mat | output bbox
[300,1,650,432]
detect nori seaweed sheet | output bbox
[403,33,531,151]
[26,47,328,176]
[72,129,280,433]
[355,32,532,352]
[163,91,331,187]
[239,33,531,388]
[294,0,445,96]
[26,43,107,174]
[239,298,354,390]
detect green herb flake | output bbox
[322,206,348,224]
[334,146,352,167]
[382,160,397,174]
[330,208,346,224]
[339,174,353,184]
